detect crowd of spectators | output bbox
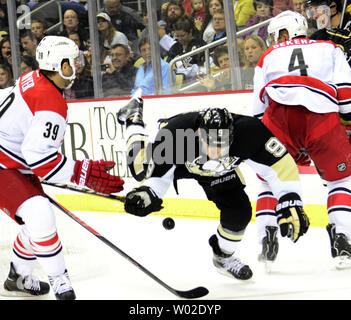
[0,0,351,98]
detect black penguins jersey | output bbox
[142,111,302,201]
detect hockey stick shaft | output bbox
[42,181,125,203]
[46,194,208,299]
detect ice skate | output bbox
[258,226,279,273]
[48,270,76,300]
[209,234,253,280]
[3,262,50,297]
[326,223,351,269]
[117,88,144,127]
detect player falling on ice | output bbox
[0,36,124,299]
[116,89,309,280]
[253,10,351,269]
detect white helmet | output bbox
[267,10,308,44]
[36,36,79,88]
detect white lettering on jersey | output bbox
[21,72,35,93]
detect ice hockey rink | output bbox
[1,192,351,305]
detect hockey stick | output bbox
[42,181,125,203]
[46,194,209,299]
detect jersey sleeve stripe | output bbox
[0,144,28,167]
[41,155,67,181]
[31,153,64,178]
[28,151,58,168]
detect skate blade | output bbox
[264,261,273,273]
[215,268,253,281]
[335,256,351,270]
[0,287,49,298]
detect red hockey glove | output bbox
[71,159,124,194]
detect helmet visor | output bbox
[305,4,331,28]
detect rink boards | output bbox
[57,91,329,228]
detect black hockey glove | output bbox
[124,186,163,217]
[276,193,310,243]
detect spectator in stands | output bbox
[64,33,93,100]
[197,45,231,91]
[0,37,11,67]
[132,37,172,95]
[241,34,267,88]
[20,31,38,58]
[0,63,13,89]
[102,0,145,50]
[96,12,129,50]
[20,55,39,75]
[0,0,8,32]
[164,0,185,38]
[58,9,89,43]
[292,0,306,16]
[329,0,351,28]
[201,0,223,44]
[191,0,206,31]
[102,43,137,97]
[211,9,227,42]
[84,39,112,77]
[67,30,88,52]
[272,0,294,16]
[31,19,46,42]
[242,0,273,43]
[234,0,257,28]
[139,6,176,59]
[167,15,206,81]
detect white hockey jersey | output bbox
[253,38,351,119]
[0,70,75,182]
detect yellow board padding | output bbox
[54,195,329,228]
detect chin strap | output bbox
[58,65,76,89]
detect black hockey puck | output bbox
[162,217,175,230]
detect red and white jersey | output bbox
[0,70,75,182]
[253,38,351,118]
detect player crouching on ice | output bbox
[0,36,124,300]
[116,90,310,280]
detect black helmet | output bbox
[305,0,342,11]
[305,0,331,7]
[198,108,234,147]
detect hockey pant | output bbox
[199,170,252,255]
[0,170,67,277]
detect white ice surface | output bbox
[1,208,350,301]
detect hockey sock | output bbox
[29,231,67,277]
[327,183,351,240]
[255,190,278,244]
[12,225,38,277]
[216,224,244,255]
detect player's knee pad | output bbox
[16,195,57,240]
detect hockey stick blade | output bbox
[174,286,209,299]
[42,181,125,203]
[46,194,209,299]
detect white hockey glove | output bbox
[276,193,310,243]
[124,186,163,217]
